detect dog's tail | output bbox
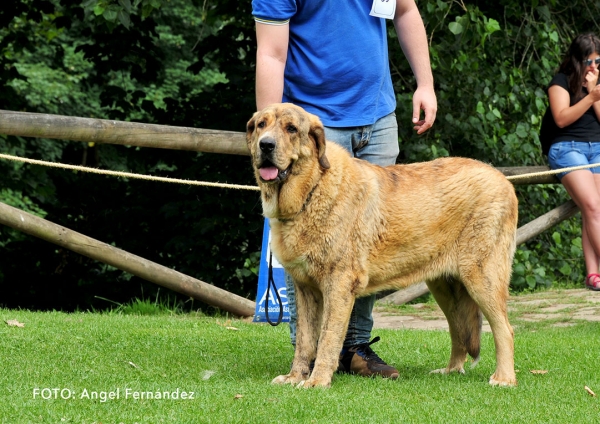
[463,300,483,366]
[428,277,482,368]
[458,303,483,367]
[467,310,483,370]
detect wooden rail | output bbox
[0,109,568,313]
[497,166,558,185]
[0,109,249,155]
[0,109,557,184]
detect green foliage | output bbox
[393,1,566,164]
[83,0,163,30]
[0,0,260,311]
[0,188,47,218]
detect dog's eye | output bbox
[257,121,266,129]
[286,125,298,134]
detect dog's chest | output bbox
[269,218,363,284]
[261,193,279,219]
[270,224,306,265]
[269,223,328,276]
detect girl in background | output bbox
[541,33,600,290]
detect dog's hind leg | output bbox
[272,285,322,386]
[462,259,516,387]
[427,276,482,375]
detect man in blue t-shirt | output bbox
[253,0,437,379]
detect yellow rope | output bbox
[3,151,600,188]
[0,153,260,191]
[505,162,600,182]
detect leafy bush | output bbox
[0,0,261,311]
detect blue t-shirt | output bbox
[252,0,396,127]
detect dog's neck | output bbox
[261,169,323,221]
[276,181,319,222]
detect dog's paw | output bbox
[299,376,331,389]
[489,374,517,387]
[429,367,465,375]
[271,374,289,385]
[271,374,304,385]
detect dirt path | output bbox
[373,288,600,331]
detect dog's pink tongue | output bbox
[259,167,279,181]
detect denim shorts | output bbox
[324,112,399,167]
[547,141,600,180]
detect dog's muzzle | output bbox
[257,136,291,183]
[258,162,291,183]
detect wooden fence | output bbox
[0,109,578,315]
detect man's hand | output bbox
[412,85,437,134]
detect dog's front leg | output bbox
[302,285,355,388]
[272,285,322,386]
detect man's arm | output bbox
[393,0,437,134]
[255,22,289,110]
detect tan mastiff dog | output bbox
[246,103,518,388]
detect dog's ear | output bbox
[246,112,259,145]
[308,114,331,170]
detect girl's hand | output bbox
[586,68,599,92]
[589,84,600,103]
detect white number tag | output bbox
[370,0,396,20]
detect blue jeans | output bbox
[285,112,399,348]
[548,141,600,180]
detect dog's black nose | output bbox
[259,137,276,153]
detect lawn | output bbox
[2,307,600,423]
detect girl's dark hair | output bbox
[559,33,600,100]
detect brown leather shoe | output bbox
[339,336,399,379]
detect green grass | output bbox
[2,308,600,423]
[93,295,188,316]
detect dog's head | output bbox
[246,103,330,186]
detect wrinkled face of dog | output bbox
[246,103,330,185]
